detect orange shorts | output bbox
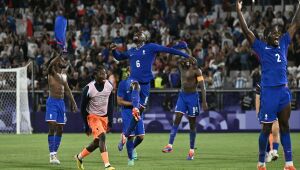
[87,114,108,139]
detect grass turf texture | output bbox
[0,133,299,170]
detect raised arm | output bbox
[151,43,189,58]
[236,0,256,45]
[47,55,61,75]
[110,43,129,60]
[288,1,300,38]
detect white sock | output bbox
[105,163,111,167]
[258,162,265,167]
[189,149,194,153]
[167,144,173,147]
[50,152,56,156]
[285,161,293,167]
[273,150,278,154]
[78,153,83,160]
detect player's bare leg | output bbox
[75,138,99,170]
[187,116,196,160]
[163,112,183,153]
[278,104,296,170]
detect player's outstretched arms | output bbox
[110,43,129,60]
[236,0,255,45]
[288,1,300,38]
[150,43,190,58]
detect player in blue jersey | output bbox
[255,84,280,163]
[45,53,77,164]
[237,0,300,169]
[110,31,193,151]
[162,52,208,160]
[117,68,144,166]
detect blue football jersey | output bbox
[252,32,291,87]
[113,43,189,83]
[117,79,132,109]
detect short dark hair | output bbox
[93,65,107,75]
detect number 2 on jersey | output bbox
[136,60,140,68]
[275,54,281,63]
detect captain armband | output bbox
[197,76,204,82]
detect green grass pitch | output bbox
[0,133,299,170]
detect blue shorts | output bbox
[121,109,145,136]
[259,85,291,123]
[128,78,150,107]
[45,97,66,124]
[175,91,201,117]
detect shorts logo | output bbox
[264,114,268,120]
[50,114,52,119]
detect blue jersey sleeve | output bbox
[149,43,189,58]
[280,32,291,50]
[251,38,265,59]
[117,81,126,98]
[112,50,129,61]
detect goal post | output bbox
[0,63,32,134]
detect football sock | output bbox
[54,135,62,152]
[280,132,292,162]
[189,131,196,149]
[273,142,279,153]
[169,125,179,145]
[131,89,140,108]
[259,131,270,163]
[78,148,90,160]
[266,141,270,153]
[48,135,55,153]
[133,136,143,148]
[126,139,134,160]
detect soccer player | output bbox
[237,0,299,169]
[45,53,77,164]
[74,66,115,170]
[255,84,280,163]
[117,67,144,166]
[162,57,208,160]
[110,31,193,150]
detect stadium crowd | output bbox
[0,0,300,90]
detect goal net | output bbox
[0,64,32,134]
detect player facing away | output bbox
[74,66,115,170]
[110,31,192,150]
[117,70,144,166]
[45,54,77,164]
[162,57,208,160]
[237,0,300,169]
[255,84,280,163]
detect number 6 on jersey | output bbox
[136,60,140,68]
